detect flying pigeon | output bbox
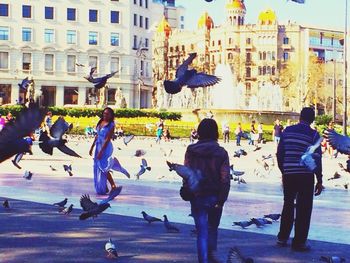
[134,149,146,157]
[251,218,272,227]
[328,172,341,181]
[253,146,261,152]
[338,163,350,173]
[50,165,57,171]
[226,247,254,263]
[163,215,180,233]
[105,238,118,259]
[63,164,73,176]
[123,134,135,146]
[344,183,349,190]
[141,211,162,223]
[300,137,323,172]
[160,147,173,157]
[262,154,272,161]
[166,161,204,192]
[99,186,123,205]
[84,67,119,89]
[39,117,81,158]
[18,77,33,91]
[23,170,33,180]
[0,105,44,163]
[53,198,68,208]
[135,158,151,180]
[164,53,221,94]
[264,213,281,221]
[79,194,111,220]
[229,164,245,180]
[60,204,73,215]
[233,220,253,229]
[320,256,346,263]
[12,153,24,169]
[3,200,10,209]
[324,130,350,155]
[233,149,247,158]
[233,177,247,184]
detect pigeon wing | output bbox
[50,117,71,139]
[38,132,53,155]
[324,129,350,155]
[175,53,197,78]
[123,134,135,145]
[141,158,148,167]
[57,144,82,157]
[100,186,123,204]
[80,194,98,211]
[185,73,221,88]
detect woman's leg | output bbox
[106,171,117,189]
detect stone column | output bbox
[78,86,86,106]
[56,85,64,106]
[11,81,19,104]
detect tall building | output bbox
[153,0,344,113]
[0,0,181,108]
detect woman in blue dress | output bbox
[89,107,119,194]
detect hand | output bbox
[89,147,93,156]
[314,182,323,196]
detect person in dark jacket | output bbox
[184,118,230,263]
[276,107,323,252]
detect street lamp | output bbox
[332,59,337,122]
[344,0,348,135]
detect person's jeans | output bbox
[236,132,247,146]
[191,196,222,263]
[223,131,229,143]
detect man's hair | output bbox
[300,107,315,124]
[197,118,219,140]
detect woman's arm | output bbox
[96,124,115,159]
[89,133,98,156]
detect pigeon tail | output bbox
[164,80,182,94]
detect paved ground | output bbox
[0,136,349,262]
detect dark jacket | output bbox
[277,121,323,183]
[184,139,230,206]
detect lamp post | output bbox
[333,59,337,122]
[343,0,348,135]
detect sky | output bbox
[176,0,348,31]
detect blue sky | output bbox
[176,0,347,31]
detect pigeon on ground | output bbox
[3,200,10,209]
[23,170,33,180]
[135,158,151,180]
[60,204,73,215]
[134,149,146,157]
[320,256,346,263]
[226,247,254,263]
[141,211,162,223]
[63,164,73,176]
[160,147,173,157]
[163,215,180,233]
[300,137,323,172]
[164,53,221,94]
[233,177,247,184]
[233,149,247,158]
[53,198,68,208]
[123,134,135,146]
[166,161,204,192]
[233,220,253,229]
[229,164,245,180]
[18,77,33,91]
[261,154,272,161]
[264,213,281,221]
[0,105,44,163]
[251,218,272,227]
[99,186,123,205]
[253,146,261,152]
[39,117,81,158]
[79,194,111,220]
[344,183,349,190]
[50,165,57,171]
[324,129,350,155]
[328,172,341,181]
[105,238,118,259]
[338,163,350,173]
[12,153,24,169]
[84,67,119,90]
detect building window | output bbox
[263,66,266,75]
[134,0,137,4]
[111,57,120,73]
[0,4,9,17]
[246,52,251,62]
[67,55,76,73]
[283,37,289,45]
[145,38,149,48]
[67,30,76,44]
[145,17,149,29]
[111,11,119,23]
[89,31,98,45]
[283,52,289,61]
[22,28,32,42]
[44,29,54,43]
[64,87,78,105]
[89,56,98,68]
[246,82,251,95]
[139,0,143,6]
[45,54,54,72]
[180,24,184,29]
[0,52,8,69]
[272,51,276,60]
[111,32,120,46]
[145,0,148,8]
[0,27,9,40]
[139,15,143,28]
[246,67,251,78]
[133,35,137,49]
[133,14,137,26]
[258,66,262,75]
[267,66,271,75]
[22,5,31,18]
[22,53,31,70]
[67,8,76,21]
[180,15,184,22]
[89,9,98,22]
[272,66,275,75]
[45,6,54,19]
[246,38,251,45]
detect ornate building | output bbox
[153,0,344,113]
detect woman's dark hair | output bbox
[96,107,115,128]
[300,107,315,124]
[197,118,219,141]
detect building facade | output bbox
[0,0,183,108]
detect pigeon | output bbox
[79,194,111,220]
[53,198,68,208]
[75,63,85,67]
[233,177,247,184]
[262,154,272,161]
[233,220,253,229]
[229,164,245,180]
[328,172,341,181]
[18,77,33,91]
[23,170,33,180]
[39,117,81,158]
[135,158,151,180]
[338,163,350,173]
[12,153,24,169]
[105,238,118,259]
[253,146,261,152]
[99,186,123,205]
[163,215,180,233]
[60,204,73,215]
[123,134,135,146]
[264,213,281,221]
[166,161,204,192]
[300,137,323,172]
[320,256,346,263]
[141,211,162,223]
[251,217,272,227]
[233,149,247,158]
[164,53,221,94]
[84,67,119,89]
[0,105,44,163]
[134,149,146,157]
[324,129,350,155]
[226,247,254,263]
[344,183,349,190]
[50,165,57,171]
[3,200,10,209]
[160,147,173,157]
[63,164,73,176]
